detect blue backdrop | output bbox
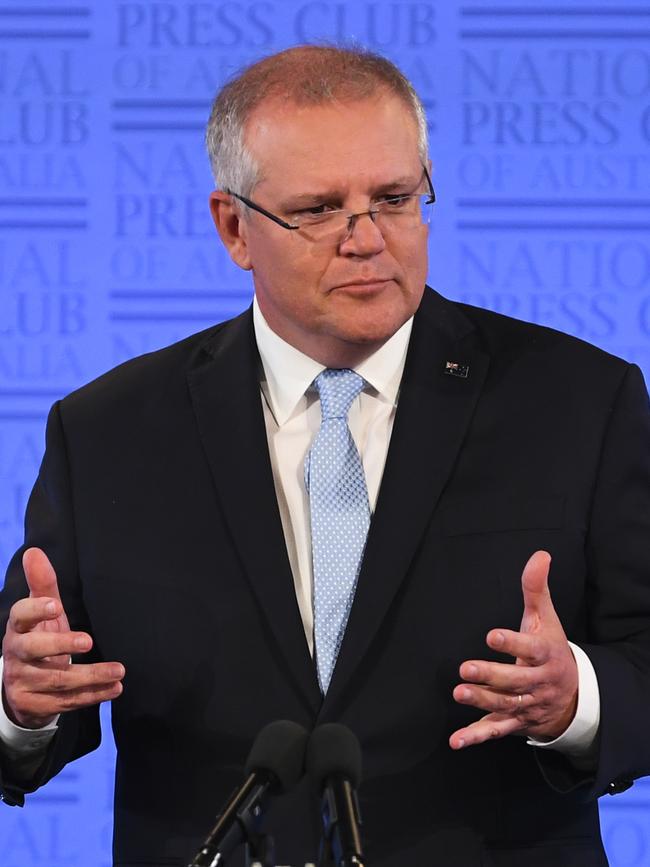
[1,2,650,864]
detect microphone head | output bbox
[306,723,363,790]
[244,720,309,793]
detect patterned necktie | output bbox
[305,368,371,693]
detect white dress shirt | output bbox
[0,296,600,764]
[255,298,413,654]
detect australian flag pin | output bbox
[444,360,470,379]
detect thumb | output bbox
[520,550,553,631]
[23,547,62,602]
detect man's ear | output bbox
[209,191,252,271]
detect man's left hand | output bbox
[449,550,578,750]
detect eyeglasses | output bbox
[225,166,435,243]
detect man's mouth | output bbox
[331,278,392,292]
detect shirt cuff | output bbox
[527,641,600,762]
[0,657,59,756]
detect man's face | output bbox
[212,91,429,366]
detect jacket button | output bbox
[608,779,633,795]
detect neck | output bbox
[306,341,383,370]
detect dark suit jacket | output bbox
[2,288,650,867]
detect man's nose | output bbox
[339,209,386,256]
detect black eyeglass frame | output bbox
[225,166,436,233]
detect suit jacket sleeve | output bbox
[537,362,650,798]
[0,401,101,807]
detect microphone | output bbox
[306,723,365,867]
[188,719,308,867]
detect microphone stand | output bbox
[317,779,365,867]
[188,774,276,867]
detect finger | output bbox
[10,681,124,722]
[7,597,63,635]
[6,661,125,695]
[459,659,539,692]
[486,628,549,666]
[8,631,93,662]
[520,550,553,628]
[42,662,125,692]
[453,683,533,715]
[449,713,522,750]
[51,680,124,712]
[23,548,62,602]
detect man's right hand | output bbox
[1,547,125,730]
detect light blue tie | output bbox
[305,369,370,693]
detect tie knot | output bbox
[314,369,365,420]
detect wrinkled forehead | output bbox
[243,91,422,193]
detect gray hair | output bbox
[205,45,429,200]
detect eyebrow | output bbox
[279,175,421,209]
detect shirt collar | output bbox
[253,295,413,427]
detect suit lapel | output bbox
[186,309,322,715]
[323,290,490,711]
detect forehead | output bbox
[244,93,422,192]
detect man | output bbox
[1,45,650,867]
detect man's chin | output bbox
[329,316,409,350]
